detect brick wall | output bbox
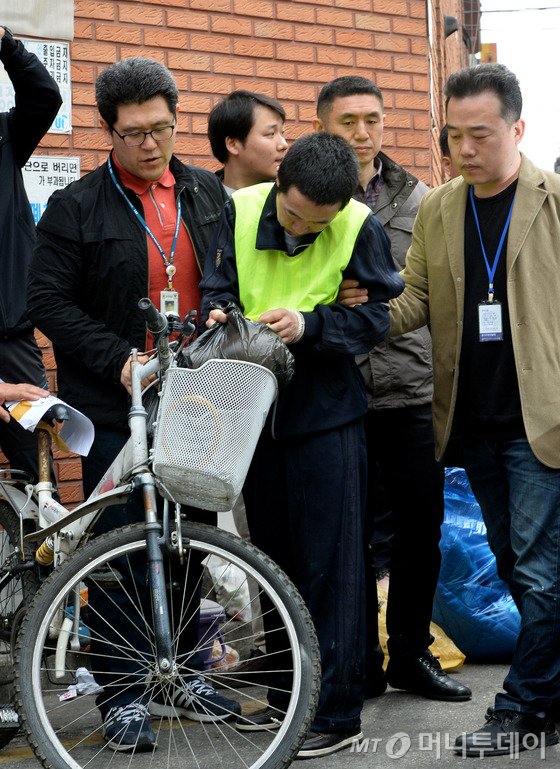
[7,1,470,505]
[428,0,470,185]
[41,0,437,181]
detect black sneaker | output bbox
[296,728,363,759]
[455,708,560,757]
[102,703,156,752]
[235,705,284,732]
[0,703,19,747]
[0,704,18,729]
[149,676,241,723]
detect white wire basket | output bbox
[152,359,278,511]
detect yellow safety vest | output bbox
[232,183,370,319]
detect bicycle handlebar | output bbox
[138,297,168,336]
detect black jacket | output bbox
[200,185,404,438]
[28,155,227,427]
[0,30,61,337]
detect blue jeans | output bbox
[462,437,560,714]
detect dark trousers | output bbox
[82,427,212,715]
[243,419,367,734]
[364,403,444,674]
[0,330,48,481]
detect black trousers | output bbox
[0,330,47,481]
[364,403,444,673]
[243,419,367,734]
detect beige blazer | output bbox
[391,154,560,468]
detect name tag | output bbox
[161,289,179,316]
[478,301,503,342]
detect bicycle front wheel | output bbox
[0,500,38,750]
[15,521,320,769]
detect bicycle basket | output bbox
[152,359,278,511]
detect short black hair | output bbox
[445,63,522,124]
[277,133,359,207]
[96,57,178,127]
[317,75,383,120]
[208,90,286,164]
[439,124,450,158]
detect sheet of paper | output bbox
[6,395,94,456]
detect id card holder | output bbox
[478,300,503,342]
[160,289,179,315]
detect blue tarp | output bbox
[432,467,520,661]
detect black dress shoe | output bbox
[234,705,283,732]
[296,729,363,759]
[455,708,559,756]
[365,674,387,699]
[386,650,472,701]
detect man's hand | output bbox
[338,278,369,307]
[259,308,301,344]
[0,27,5,40]
[0,383,49,423]
[120,352,155,395]
[206,308,229,327]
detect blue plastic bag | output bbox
[432,467,520,661]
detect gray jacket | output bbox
[357,151,433,408]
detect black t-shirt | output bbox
[454,180,525,440]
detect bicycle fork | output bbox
[137,473,175,677]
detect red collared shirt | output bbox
[113,157,201,344]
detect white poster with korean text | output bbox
[0,39,72,134]
[23,156,80,224]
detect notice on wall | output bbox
[23,156,80,224]
[0,39,72,134]
[2,1,75,42]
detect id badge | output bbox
[160,289,179,315]
[478,301,503,342]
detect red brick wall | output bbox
[41,0,435,182]
[428,0,470,185]
[7,1,470,505]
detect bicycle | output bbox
[5,299,320,768]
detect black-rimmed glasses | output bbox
[112,124,175,147]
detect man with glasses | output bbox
[28,57,237,753]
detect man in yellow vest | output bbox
[200,132,404,759]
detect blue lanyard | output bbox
[107,154,182,288]
[469,185,515,302]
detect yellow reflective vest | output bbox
[232,183,371,319]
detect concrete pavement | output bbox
[1,662,558,768]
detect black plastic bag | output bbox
[183,303,295,388]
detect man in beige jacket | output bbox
[390,63,560,757]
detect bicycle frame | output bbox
[14,302,180,673]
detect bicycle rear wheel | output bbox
[0,500,38,749]
[15,521,320,769]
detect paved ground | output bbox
[1,662,558,768]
